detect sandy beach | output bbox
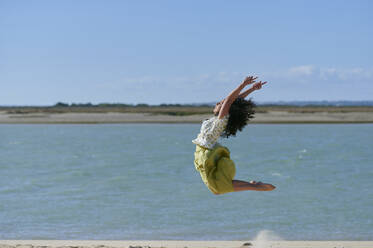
[1,111,373,124]
[1,240,373,248]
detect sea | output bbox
[0,124,372,240]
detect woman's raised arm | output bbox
[217,76,257,119]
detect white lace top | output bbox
[192,115,229,149]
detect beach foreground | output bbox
[1,240,373,248]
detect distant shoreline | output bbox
[1,109,373,124]
[1,105,373,124]
[1,240,373,248]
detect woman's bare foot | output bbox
[232,179,276,192]
[249,181,276,191]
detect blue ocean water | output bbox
[0,124,372,240]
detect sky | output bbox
[1,0,373,105]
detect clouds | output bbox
[288,65,315,76]
[89,65,373,104]
[109,72,245,91]
[3,64,371,105]
[319,67,372,81]
[94,72,249,104]
[265,65,373,83]
[259,65,373,101]
[113,65,373,89]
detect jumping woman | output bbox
[193,76,276,195]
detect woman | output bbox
[193,76,276,195]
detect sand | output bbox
[1,111,373,124]
[1,240,373,248]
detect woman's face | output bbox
[213,100,223,116]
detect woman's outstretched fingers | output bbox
[243,76,258,85]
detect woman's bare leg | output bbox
[232,179,276,192]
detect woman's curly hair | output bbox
[221,98,256,138]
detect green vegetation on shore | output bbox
[1,102,373,116]
[1,103,212,116]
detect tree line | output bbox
[53,102,212,108]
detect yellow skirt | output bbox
[194,144,236,194]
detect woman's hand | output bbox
[252,81,267,91]
[242,76,258,86]
[237,77,267,99]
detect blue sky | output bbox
[1,0,372,105]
